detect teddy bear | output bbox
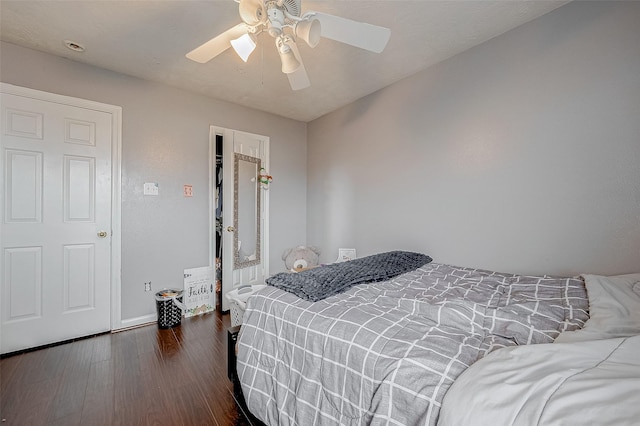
[282,245,321,272]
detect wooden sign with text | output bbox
[183,266,215,317]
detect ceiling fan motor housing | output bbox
[267,7,286,36]
[279,0,302,17]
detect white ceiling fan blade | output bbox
[186,23,248,63]
[311,12,390,53]
[287,41,310,91]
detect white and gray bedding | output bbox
[439,272,640,425]
[236,261,589,425]
[438,334,640,426]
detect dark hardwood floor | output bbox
[0,311,259,425]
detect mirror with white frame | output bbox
[234,153,261,269]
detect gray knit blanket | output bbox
[266,250,432,301]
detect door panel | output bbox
[63,244,95,312]
[64,155,95,221]
[5,149,42,222]
[1,91,113,354]
[4,246,42,322]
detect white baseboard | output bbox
[115,314,156,331]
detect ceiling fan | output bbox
[186,0,391,90]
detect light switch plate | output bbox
[143,182,159,196]
[183,185,193,197]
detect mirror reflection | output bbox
[234,153,261,269]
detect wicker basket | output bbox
[229,299,245,327]
[226,285,266,326]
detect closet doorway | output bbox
[210,126,269,312]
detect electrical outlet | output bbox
[336,248,357,263]
[144,282,152,292]
[183,185,193,197]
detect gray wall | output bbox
[1,41,307,322]
[307,1,640,277]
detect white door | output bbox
[1,88,114,354]
[213,127,269,311]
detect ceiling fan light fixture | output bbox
[279,48,300,74]
[295,18,321,48]
[230,33,257,62]
[278,43,300,74]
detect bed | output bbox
[235,251,640,425]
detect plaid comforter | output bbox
[237,263,589,425]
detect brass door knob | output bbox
[226,226,235,232]
[97,231,108,238]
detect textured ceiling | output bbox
[0,1,570,122]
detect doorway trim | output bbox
[209,126,270,310]
[0,83,123,330]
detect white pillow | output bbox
[555,273,640,343]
